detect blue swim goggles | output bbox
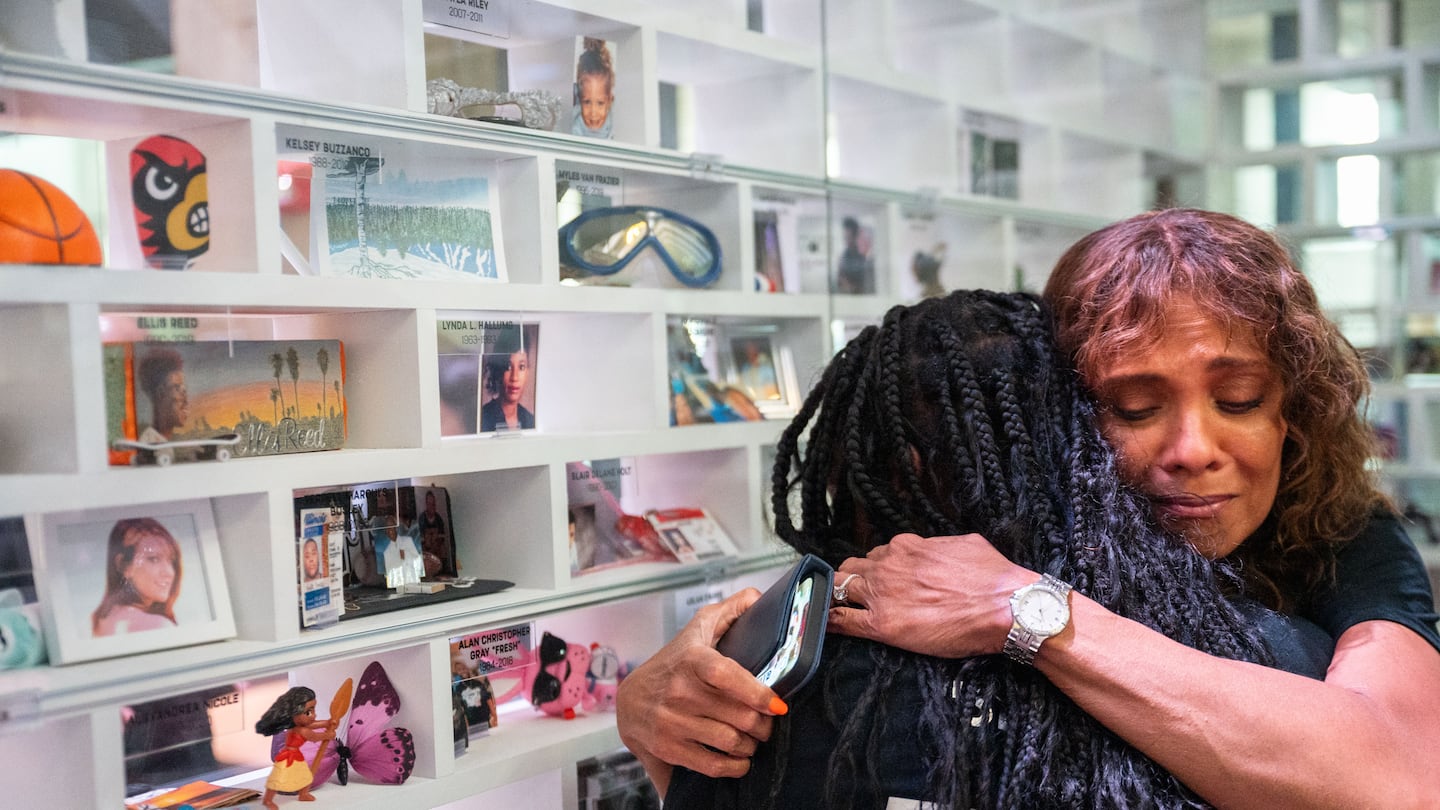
[559,205,723,288]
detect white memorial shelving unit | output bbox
[0,1,1218,806]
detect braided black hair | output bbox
[720,290,1271,808]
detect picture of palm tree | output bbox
[270,351,287,418]
[317,347,330,417]
[106,340,348,464]
[278,125,501,281]
[285,346,300,418]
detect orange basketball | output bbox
[0,168,103,265]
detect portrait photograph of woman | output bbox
[479,323,540,434]
[29,499,235,664]
[92,517,185,637]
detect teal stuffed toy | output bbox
[0,588,46,669]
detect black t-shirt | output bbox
[1306,510,1440,655]
[665,607,1334,810]
[663,637,932,810]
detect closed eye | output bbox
[1218,398,1264,414]
[1108,405,1157,422]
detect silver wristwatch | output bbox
[1003,574,1073,666]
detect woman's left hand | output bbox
[827,532,1035,659]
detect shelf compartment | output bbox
[890,0,1008,97]
[422,5,646,147]
[1299,233,1400,322]
[90,307,421,467]
[892,206,1009,303]
[824,194,893,297]
[555,159,743,291]
[0,711,107,808]
[434,307,656,437]
[116,672,290,803]
[564,448,755,586]
[656,30,824,177]
[1053,132,1146,220]
[412,465,559,593]
[274,122,540,285]
[747,183,831,295]
[0,97,260,274]
[282,465,558,638]
[826,74,953,191]
[0,303,93,475]
[1218,71,1406,153]
[666,312,827,430]
[1388,150,1440,220]
[1100,56,1208,154]
[1011,217,1098,295]
[290,643,443,781]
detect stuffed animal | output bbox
[528,631,592,720]
[0,588,47,669]
[487,631,594,720]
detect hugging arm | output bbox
[830,533,1440,810]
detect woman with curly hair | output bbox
[619,209,1440,807]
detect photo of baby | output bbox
[571,36,616,139]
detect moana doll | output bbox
[254,686,336,808]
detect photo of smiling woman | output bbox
[479,324,539,433]
[92,518,183,637]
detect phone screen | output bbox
[754,575,815,687]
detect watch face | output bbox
[1015,587,1068,635]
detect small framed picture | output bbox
[437,321,540,437]
[403,484,459,580]
[724,329,800,419]
[26,499,235,665]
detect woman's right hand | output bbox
[828,532,1035,659]
[616,587,788,795]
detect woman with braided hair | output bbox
[649,289,1328,809]
[618,209,1440,808]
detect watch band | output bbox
[1003,574,1072,666]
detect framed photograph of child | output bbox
[571,36,616,140]
[724,330,799,419]
[26,499,234,665]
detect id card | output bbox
[716,554,832,699]
[755,576,813,687]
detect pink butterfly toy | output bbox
[271,660,416,789]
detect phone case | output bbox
[716,553,834,699]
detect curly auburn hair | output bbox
[680,290,1273,809]
[1043,207,1388,611]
